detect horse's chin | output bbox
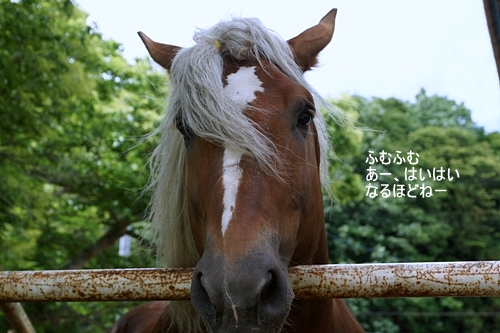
[202,316,287,333]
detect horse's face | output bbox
[185,58,325,331]
[186,58,325,259]
[140,9,336,333]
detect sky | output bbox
[76,0,500,132]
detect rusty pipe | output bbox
[1,262,499,302]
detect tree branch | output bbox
[62,218,133,270]
[126,229,156,254]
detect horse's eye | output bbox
[174,116,192,145]
[297,112,314,128]
[176,120,190,137]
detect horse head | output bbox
[139,9,357,333]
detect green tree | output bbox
[327,92,500,333]
[326,95,365,204]
[0,0,167,331]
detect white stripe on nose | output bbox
[220,66,264,236]
[221,149,243,235]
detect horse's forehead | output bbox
[223,65,265,109]
[223,59,306,107]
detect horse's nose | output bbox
[190,252,292,331]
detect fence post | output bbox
[0,302,36,333]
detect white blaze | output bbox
[224,66,264,109]
[220,66,264,236]
[221,149,243,235]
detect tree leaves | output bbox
[328,92,500,332]
[0,1,163,331]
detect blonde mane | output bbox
[147,16,342,332]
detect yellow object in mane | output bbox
[214,40,222,51]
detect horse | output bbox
[110,9,365,333]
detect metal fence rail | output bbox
[1,261,500,302]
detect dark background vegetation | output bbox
[1,1,499,332]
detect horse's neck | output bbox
[286,224,366,333]
[300,213,330,265]
[287,299,365,333]
[309,218,330,264]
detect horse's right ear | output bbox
[287,9,337,72]
[138,32,181,71]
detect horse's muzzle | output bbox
[190,250,293,332]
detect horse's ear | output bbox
[138,32,181,71]
[287,8,337,72]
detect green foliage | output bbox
[327,92,500,332]
[0,0,166,331]
[325,95,365,203]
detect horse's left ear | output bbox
[287,8,337,72]
[138,32,181,71]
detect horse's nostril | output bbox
[258,268,289,322]
[260,270,276,300]
[191,271,217,322]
